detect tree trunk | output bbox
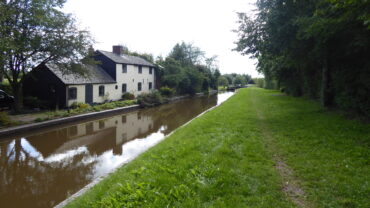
[321,59,334,107]
[12,83,23,113]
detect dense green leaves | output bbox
[234,0,370,117]
[157,42,220,95]
[0,0,93,111]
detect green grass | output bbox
[66,88,370,208]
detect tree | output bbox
[0,0,93,112]
[234,0,370,117]
[158,42,220,94]
[233,75,246,86]
[218,76,229,88]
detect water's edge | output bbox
[0,91,217,139]
[55,91,233,208]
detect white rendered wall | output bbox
[92,83,121,103]
[116,64,155,97]
[67,85,85,107]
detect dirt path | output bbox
[252,96,312,208]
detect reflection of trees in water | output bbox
[0,95,218,208]
[143,95,217,134]
[0,138,96,208]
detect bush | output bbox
[137,91,166,107]
[70,102,90,109]
[122,92,135,100]
[0,112,15,126]
[159,86,175,97]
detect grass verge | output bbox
[66,88,369,208]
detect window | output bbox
[149,67,153,74]
[86,122,93,134]
[149,82,152,90]
[68,126,78,137]
[138,66,142,74]
[68,87,77,100]
[115,85,118,90]
[122,115,127,123]
[99,85,105,96]
[122,64,127,73]
[99,121,105,129]
[138,82,142,91]
[122,83,127,93]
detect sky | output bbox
[63,0,261,77]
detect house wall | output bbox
[94,53,117,80]
[92,83,120,103]
[66,85,86,107]
[116,64,155,97]
[23,65,67,108]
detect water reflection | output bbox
[0,92,233,208]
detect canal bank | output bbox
[0,91,218,139]
[55,90,223,208]
[0,92,233,208]
[64,88,370,208]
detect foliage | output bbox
[222,73,251,87]
[33,100,136,122]
[121,92,135,100]
[157,42,220,95]
[234,0,370,117]
[0,0,94,112]
[70,102,91,110]
[137,91,167,107]
[0,112,17,126]
[66,88,370,208]
[217,76,229,88]
[253,78,265,88]
[159,86,175,97]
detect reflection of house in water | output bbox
[0,93,229,208]
[27,111,154,158]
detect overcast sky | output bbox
[63,0,261,77]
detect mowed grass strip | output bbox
[66,88,294,208]
[66,88,370,208]
[253,89,370,208]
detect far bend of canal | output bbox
[0,92,234,208]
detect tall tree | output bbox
[234,0,370,117]
[0,0,93,112]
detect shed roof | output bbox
[97,50,156,67]
[46,63,116,85]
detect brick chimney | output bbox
[112,45,124,55]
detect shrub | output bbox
[159,86,175,97]
[137,90,166,107]
[70,102,90,109]
[122,92,135,100]
[0,112,14,126]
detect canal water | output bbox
[0,92,234,208]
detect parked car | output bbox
[0,90,14,109]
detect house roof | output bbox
[46,63,116,85]
[97,50,156,67]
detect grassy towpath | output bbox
[66,88,370,208]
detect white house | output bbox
[23,45,157,108]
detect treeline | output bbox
[156,42,221,95]
[218,73,252,88]
[234,0,370,117]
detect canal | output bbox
[0,92,234,208]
